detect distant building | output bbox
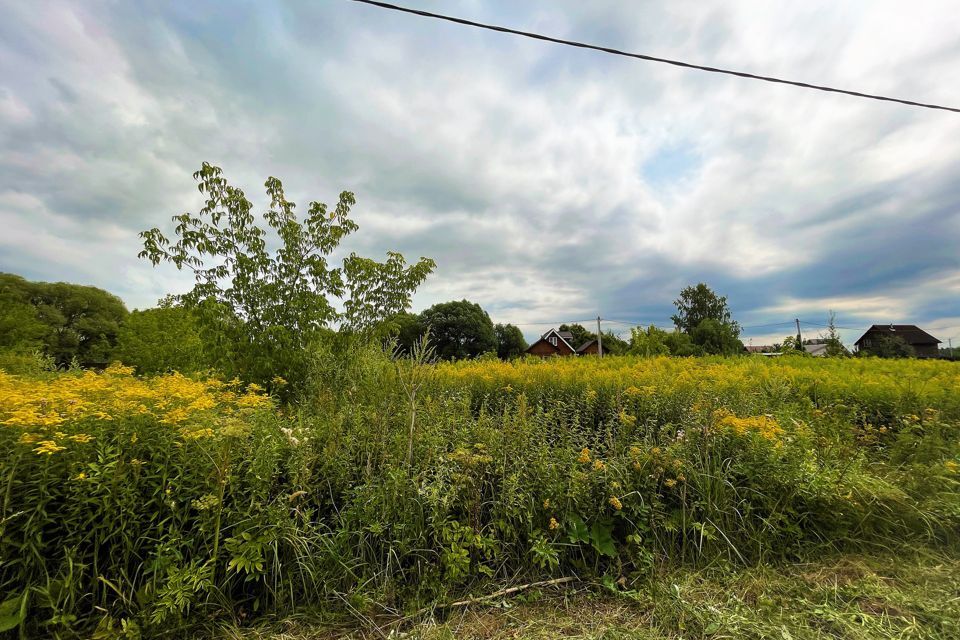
[745,345,779,356]
[525,328,604,357]
[854,325,941,358]
[576,339,602,356]
[801,338,831,357]
[526,328,578,357]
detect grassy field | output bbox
[220,545,960,639]
[1,352,958,637]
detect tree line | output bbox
[0,161,919,402]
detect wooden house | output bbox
[525,329,603,357]
[854,324,941,358]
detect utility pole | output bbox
[596,316,603,358]
[795,318,802,347]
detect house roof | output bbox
[804,343,829,356]
[576,339,597,353]
[854,325,941,346]
[745,345,775,353]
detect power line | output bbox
[799,320,858,330]
[350,0,960,114]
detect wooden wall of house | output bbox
[527,339,574,357]
[914,343,940,358]
[578,342,601,356]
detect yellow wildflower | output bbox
[69,433,94,443]
[664,478,677,488]
[543,499,551,509]
[74,472,87,481]
[549,517,559,530]
[608,496,622,510]
[34,440,66,455]
[181,427,215,440]
[577,448,591,464]
[593,459,606,472]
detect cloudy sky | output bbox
[2,0,959,346]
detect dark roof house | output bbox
[854,324,941,358]
[526,329,604,357]
[526,328,577,357]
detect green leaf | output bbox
[566,514,589,544]
[590,521,616,557]
[0,592,26,633]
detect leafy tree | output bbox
[0,273,127,366]
[419,300,496,360]
[671,283,740,336]
[628,325,671,357]
[115,297,208,374]
[861,334,915,359]
[0,274,46,351]
[664,330,700,356]
[820,311,849,357]
[559,323,593,348]
[139,163,435,393]
[778,335,806,354]
[690,319,744,356]
[495,323,527,359]
[599,330,629,356]
[383,311,425,356]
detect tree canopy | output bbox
[419,300,497,360]
[671,283,740,336]
[0,272,127,365]
[114,297,209,375]
[860,334,915,359]
[495,323,527,359]
[139,163,435,392]
[628,325,671,357]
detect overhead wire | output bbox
[350,0,960,114]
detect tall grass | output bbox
[1,350,958,637]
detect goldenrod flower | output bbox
[593,459,606,472]
[543,499,551,509]
[34,440,66,455]
[608,496,622,510]
[577,448,591,464]
[664,478,677,488]
[549,517,559,530]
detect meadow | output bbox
[1,350,959,638]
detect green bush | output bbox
[1,353,958,636]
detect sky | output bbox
[1,0,959,347]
